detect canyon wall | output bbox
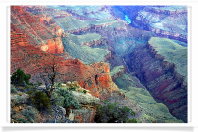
[124,37,187,122]
[11,6,65,55]
[109,6,187,43]
[133,6,188,43]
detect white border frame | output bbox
[0,1,198,127]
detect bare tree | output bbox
[39,56,62,98]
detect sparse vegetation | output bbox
[62,36,110,64]
[115,73,184,123]
[148,37,187,82]
[31,91,51,111]
[22,109,37,123]
[11,85,18,94]
[95,100,137,123]
[57,89,80,109]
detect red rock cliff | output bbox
[11,6,65,54]
[11,28,118,100]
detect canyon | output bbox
[124,37,187,122]
[10,5,188,123]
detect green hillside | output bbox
[113,72,183,123]
[62,36,110,64]
[148,37,187,82]
[67,33,102,45]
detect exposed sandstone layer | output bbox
[148,28,187,43]
[41,37,64,54]
[64,21,116,34]
[124,38,187,122]
[70,108,97,123]
[80,39,104,47]
[110,65,126,81]
[11,6,65,54]
[133,6,188,43]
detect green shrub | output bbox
[127,118,138,123]
[11,85,18,94]
[29,82,34,86]
[57,82,63,87]
[82,90,87,94]
[11,109,16,118]
[51,91,64,106]
[31,91,50,111]
[68,87,76,91]
[26,85,36,93]
[11,68,31,85]
[57,89,80,109]
[95,100,137,123]
[17,118,29,123]
[79,90,87,94]
[22,109,37,123]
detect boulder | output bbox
[68,109,74,121]
[71,91,100,106]
[71,108,97,123]
[51,105,66,120]
[11,92,29,107]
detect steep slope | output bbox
[10,28,143,122]
[62,34,110,64]
[113,72,183,123]
[11,6,65,54]
[124,37,187,122]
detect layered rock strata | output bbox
[124,37,187,122]
[110,65,126,81]
[133,6,188,43]
[11,6,65,54]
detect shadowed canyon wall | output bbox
[124,38,187,122]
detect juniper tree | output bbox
[11,68,31,86]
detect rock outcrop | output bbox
[11,92,29,107]
[40,37,64,54]
[72,91,100,106]
[110,65,126,81]
[80,39,104,47]
[11,6,65,54]
[68,90,100,123]
[132,6,188,43]
[69,108,97,123]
